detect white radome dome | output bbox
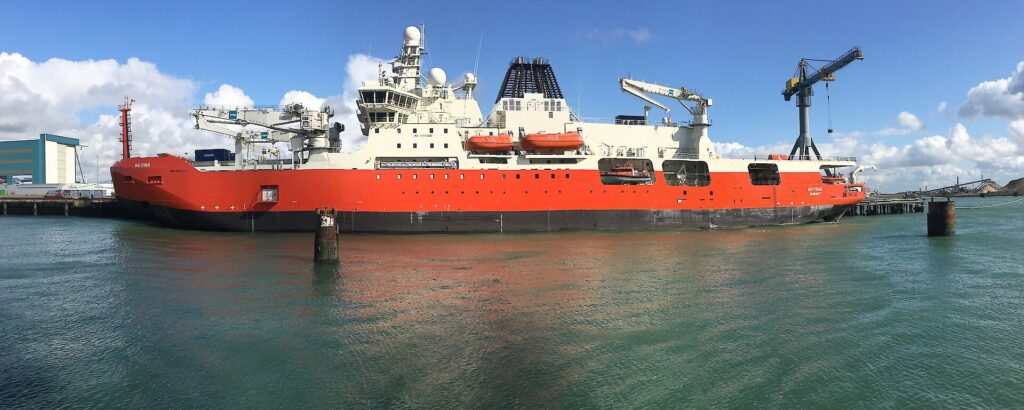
[403,26,421,42]
[427,68,447,86]
[464,72,477,83]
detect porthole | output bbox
[376,174,381,180]
[413,143,418,149]
[550,174,555,179]
[535,173,540,179]
[412,174,418,180]
[429,174,435,179]
[413,128,417,133]
[480,174,485,179]
[444,143,449,148]
[430,143,435,148]
[429,128,434,133]
[565,173,570,179]
[443,128,448,134]
[397,143,402,148]
[375,128,380,134]
[397,174,402,179]
[516,174,521,180]
[460,174,465,179]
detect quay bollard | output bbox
[927,199,955,236]
[314,208,339,262]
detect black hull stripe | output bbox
[118,200,852,232]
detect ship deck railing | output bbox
[714,154,858,162]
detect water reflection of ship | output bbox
[599,162,653,185]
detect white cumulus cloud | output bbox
[202,84,254,108]
[279,90,325,109]
[958,61,1024,120]
[897,111,924,131]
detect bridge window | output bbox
[663,160,710,186]
[748,163,780,186]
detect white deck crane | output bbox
[618,78,712,128]
[191,103,341,169]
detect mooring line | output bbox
[956,196,1024,209]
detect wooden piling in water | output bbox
[927,200,956,236]
[314,208,339,262]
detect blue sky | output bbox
[2,0,1024,189]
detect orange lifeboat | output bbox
[520,131,584,151]
[466,135,513,151]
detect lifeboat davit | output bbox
[521,131,584,151]
[466,135,513,151]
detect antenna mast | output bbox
[118,97,134,159]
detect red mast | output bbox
[118,97,134,159]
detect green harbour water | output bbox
[2,197,1023,408]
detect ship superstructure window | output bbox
[542,100,562,112]
[663,160,711,186]
[502,100,522,111]
[748,163,781,186]
[368,112,395,123]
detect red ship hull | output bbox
[111,155,864,232]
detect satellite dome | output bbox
[427,67,447,86]
[464,72,477,83]
[403,26,421,42]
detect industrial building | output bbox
[0,134,80,184]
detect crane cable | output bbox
[826,82,834,134]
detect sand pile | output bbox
[1000,177,1024,195]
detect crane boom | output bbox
[782,47,863,160]
[618,78,712,126]
[783,47,863,100]
[190,103,339,169]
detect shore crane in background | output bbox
[190,103,342,169]
[619,78,712,128]
[782,46,863,160]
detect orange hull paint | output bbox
[111,155,864,217]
